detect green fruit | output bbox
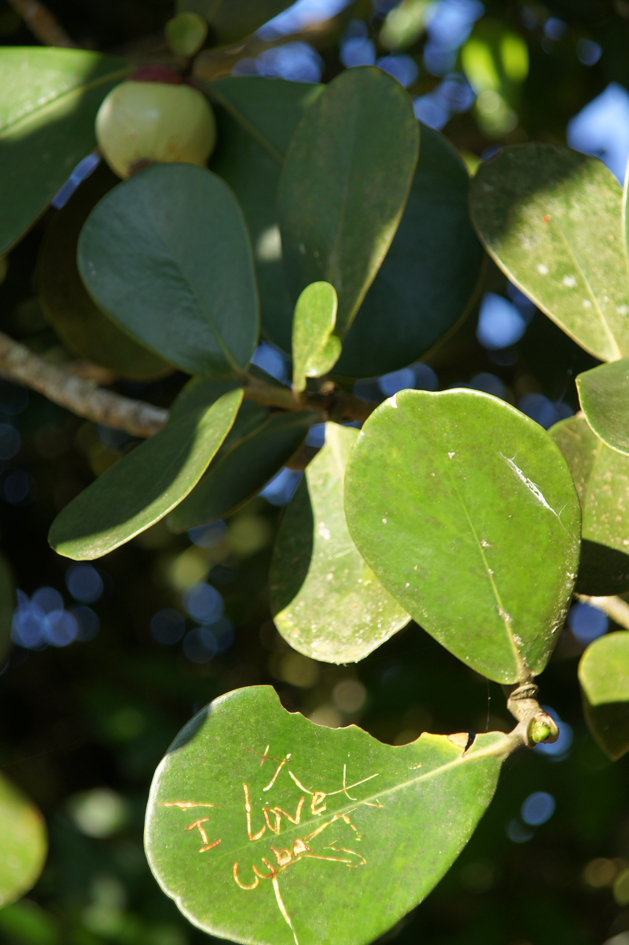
[95,79,216,179]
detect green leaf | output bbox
[550,415,629,595]
[0,552,14,663]
[37,161,171,380]
[49,388,243,560]
[270,423,410,663]
[165,12,208,57]
[168,410,314,531]
[292,283,340,392]
[207,77,323,353]
[470,143,629,362]
[278,67,419,339]
[335,123,485,378]
[77,163,259,379]
[145,685,511,945]
[345,390,581,684]
[577,358,629,455]
[0,772,47,907]
[579,632,629,760]
[0,47,130,254]
[177,1,294,46]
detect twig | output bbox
[576,594,629,631]
[0,331,377,439]
[0,332,167,437]
[7,0,76,47]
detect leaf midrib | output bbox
[141,189,243,375]
[549,218,622,360]
[446,465,526,680]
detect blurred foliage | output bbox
[2,0,629,943]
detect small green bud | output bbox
[528,713,559,745]
[165,12,208,58]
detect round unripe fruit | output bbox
[95,75,216,179]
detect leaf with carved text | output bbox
[270,423,409,663]
[146,685,511,945]
[49,388,243,559]
[345,390,581,684]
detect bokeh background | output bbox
[1,1,629,943]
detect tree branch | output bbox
[0,332,168,437]
[7,0,76,47]
[576,594,629,631]
[0,332,378,440]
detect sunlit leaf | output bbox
[177,0,294,46]
[0,773,47,907]
[77,163,259,379]
[471,143,629,362]
[208,77,323,352]
[345,390,581,684]
[146,685,511,945]
[550,415,629,595]
[168,410,314,530]
[335,124,484,377]
[37,161,171,380]
[270,423,409,663]
[49,388,243,560]
[0,47,130,254]
[278,66,419,339]
[292,283,340,392]
[577,357,629,455]
[579,632,629,760]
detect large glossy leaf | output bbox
[177,1,294,45]
[334,124,485,378]
[0,773,47,907]
[49,388,243,560]
[270,423,410,663]
[207,77,323,350]
[550,415,629,595]
[145,685,511,945]
[0,553,14,663]
[579,632,629,760]
[0,47,130,254]
[37,161,171,380]
[345,390,581,684]
[278,67,419,339]
[77,163,259,379]
[577,358,629,455]
[168,410,314,531]
[471,143,629,362]
[292,283,340,392]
